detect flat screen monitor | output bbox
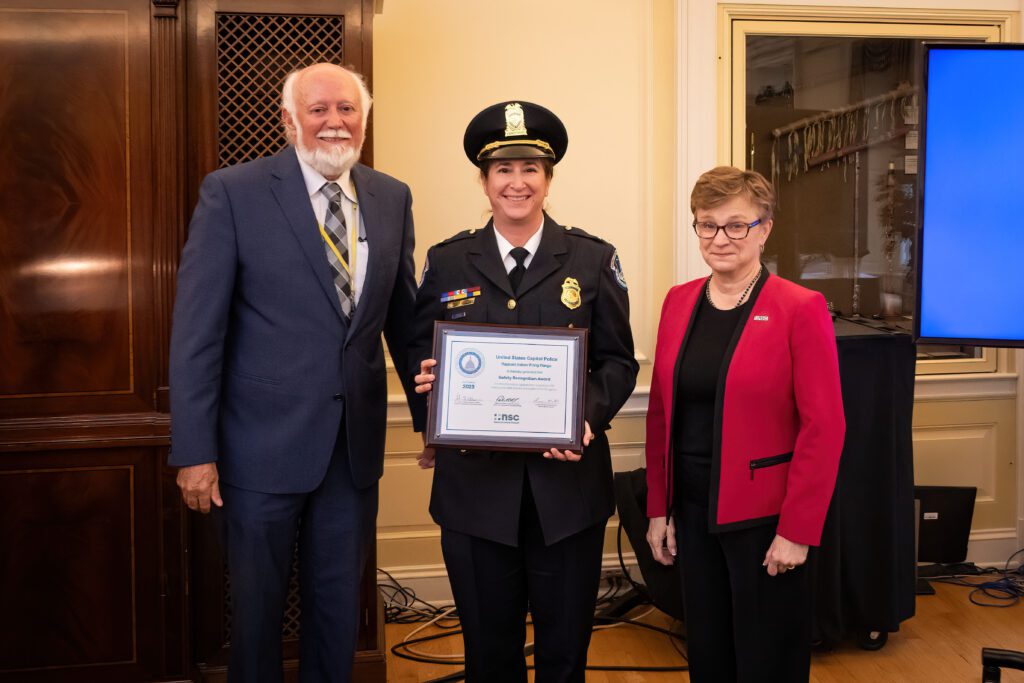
[916,43,1024,347]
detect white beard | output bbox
[295,136,361,179]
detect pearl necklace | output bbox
[706,265,762,309]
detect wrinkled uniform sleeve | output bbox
[407,245,443,433]
[583,243,639,435]
[777,292,845,546]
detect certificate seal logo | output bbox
[456,350,485,377]
[561,277,581,310]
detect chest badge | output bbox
[561,277,582,310]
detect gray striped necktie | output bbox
[319,182,354,318]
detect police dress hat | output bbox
[463,101,569,166]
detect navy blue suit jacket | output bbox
[169,147,417,493]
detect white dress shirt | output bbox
[493,221,544,275]
[296,150,369,306]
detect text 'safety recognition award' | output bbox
[426,322,588,452]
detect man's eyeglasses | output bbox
[692,219,762,240]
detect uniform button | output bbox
[507,298,516,310]
[459,449,467,454]
[333,394,344,401]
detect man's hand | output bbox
[763,533,809,576]
[415,358,436,394]
[646,515,677,566]
[176,462,223,514]
[543,421,593,462]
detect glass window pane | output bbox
[745,35,979,360]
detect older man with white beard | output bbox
[169,63,419,682]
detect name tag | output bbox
[753,315,769,322]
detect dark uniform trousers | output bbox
[442,477,606,683]
[675,496,814,683]
[409,214,639,683]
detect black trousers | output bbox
[440,477,606,683]
[675,497,813,683]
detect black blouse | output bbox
[672,283,745,506]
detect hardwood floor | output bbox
[385,581,1024,682]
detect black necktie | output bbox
[509,247,529,294]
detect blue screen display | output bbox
[920,46,1024,345]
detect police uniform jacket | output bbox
[644,272,845,546]
[410,213,639,547]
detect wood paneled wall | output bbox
[0,1,380,681]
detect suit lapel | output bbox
[468,222,516,299]
[349,164,380,334]
[516,214,567,298]
[269,147,346,325]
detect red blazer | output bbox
[644,272,845,546]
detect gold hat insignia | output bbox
[504,103,527,137]
[561,277,581,310]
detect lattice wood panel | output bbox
[214,8,350,649]
[216,13,346,168]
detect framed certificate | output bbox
[425,322,588,452]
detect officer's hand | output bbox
[543,421,593,462]
[176,462,223,514]
[417,447,437,469]
[415,359,436,394]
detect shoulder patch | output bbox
[562,225,607,244]
[418,253,430,288]
[610,250,628,291]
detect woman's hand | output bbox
[415,358,436,394]
[543,421,593,462]
[417,447,436,469]
[646,515,677,566]
[763,534,808,576]
[416,432,436,469]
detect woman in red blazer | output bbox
[645,167,844,681]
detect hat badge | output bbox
[561,277,582,310]
[504,102,528,137]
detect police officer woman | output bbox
[408,101,639,682]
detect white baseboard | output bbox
[966,528,1022,567]
[380,529,1023,605]
[379,553,639,606]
